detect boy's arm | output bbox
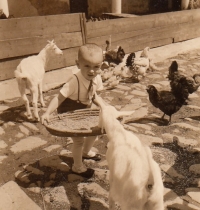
[41,93,66,124]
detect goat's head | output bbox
[46,40,63,55]
[93,93,135,133]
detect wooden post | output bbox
[80,13,87,44]
[112,0,121,14]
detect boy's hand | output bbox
[41,112,50,124]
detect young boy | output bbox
[41,43,104,178]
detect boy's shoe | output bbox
[71,165,94,178]
[82,153,101,161]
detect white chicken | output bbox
[125,47,160,81]
[121,66,132,78]
[113,65,122,76]
[134,47,150,78]
[106,75,120,88]
[101,69,113,82]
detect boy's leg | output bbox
[71,137,85,169]
[71,136,95,178]
[83,136,100,158]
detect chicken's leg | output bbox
[161,113,165,119]
[168,115,172,125]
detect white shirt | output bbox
[60,70,103,105]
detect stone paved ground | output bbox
[0,49,200,209]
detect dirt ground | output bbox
[0,49,200,209]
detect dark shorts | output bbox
[57,98,89,114]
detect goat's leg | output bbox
[38,81,45,107]
[18,80,32,119]
[145,197,164,210]
[108,182,116,210]
[109,193,116,210]
[31,86,40,121]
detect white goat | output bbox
[14,40,63,121]
[94,94,164,210]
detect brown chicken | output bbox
[146,84,189,125]
[104,40,125,65]
[167,61,200,98]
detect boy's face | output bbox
[76,52,103,81]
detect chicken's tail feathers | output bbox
[169,60,178,72]
[126,52,135,67]
[105,35,111,51]
[105,40,111,51]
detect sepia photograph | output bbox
[0,0,200,209]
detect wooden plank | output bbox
[88,25,177,51]
[191,8,200,20]
[0,32,83,59]
[86,9,200,39]
[87,23,178,47]
[87,28,153,46]
[0,47,79,81]
[0,13,82,40]
[104,36,173,55]
[126,38,173,54]
[174,21,200,42]
[118,38,172,54]
[47,47,79,71]
[88,19,200,52]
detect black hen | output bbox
[167,61,200,98]
[104,43,125,65]
[146,85,188,125]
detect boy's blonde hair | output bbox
[78,43,103,60]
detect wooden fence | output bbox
[0,13,86,81]
[0,9,200,82]
[86,9,200,54]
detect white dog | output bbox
[94,94,164,210]
[14,40,63,121]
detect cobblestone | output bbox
[1,48,200,209]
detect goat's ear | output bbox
[47,40,55,45]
